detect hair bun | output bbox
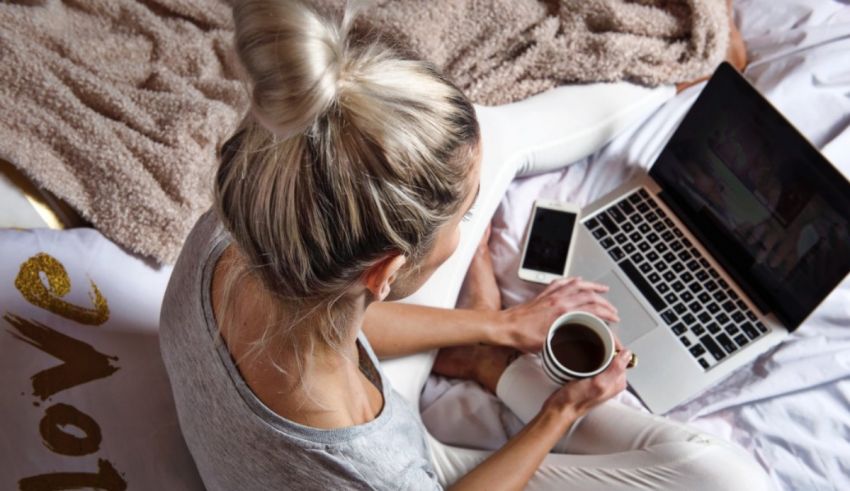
[233,0,349,139]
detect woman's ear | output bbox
[363,254,407,301]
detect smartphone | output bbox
[518,199,581,284]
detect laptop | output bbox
[568,62,850,414]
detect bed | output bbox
[1,0,847,490]
[422,1,850,489]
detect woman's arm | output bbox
[448,348,632,491]
[364,277,619,358]
[363,302,499,358]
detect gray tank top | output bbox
[159,211,440,490]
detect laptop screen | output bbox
[650,63,850,329]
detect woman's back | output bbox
[159,211,439,490]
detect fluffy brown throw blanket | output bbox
[0,0,728,263]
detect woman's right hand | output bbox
[542,345,632,420]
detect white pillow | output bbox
[0,227,203,490]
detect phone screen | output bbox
[522,207,578,274]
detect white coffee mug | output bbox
[541,311,616,384]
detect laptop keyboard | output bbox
[585,189,769,371]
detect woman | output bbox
[159,0,769,489]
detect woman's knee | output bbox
[676,439,772,491]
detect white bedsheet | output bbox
[421,1,850,489]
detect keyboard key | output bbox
[719,278,729,289]
[647,198,659,209]
[630,213,644,224]
[681,291,694,302]
[664,292,677,304]
[734,334,749,347]
[682,313,696,325]
[646,211,659,223]
[705,280,718,292]
[725,324,740,335]
[706,322,721,334]
[722,300,736,312]
[713,291,727,303]
[679,335,691,347]
[742,322,760,340]
[689,282,703,294]
[672,262,685,273]
[586,218,600,230]
[592,228,607,239]
[700,335,726,361]
[600,237,615,249]
[657,283,670,294]
[736,299,748,311]
[637,240,650,251]
[638,189,649,199]
[671,281,684,291]
[647,251,660,262]
[690,344,706,357]
[598,214,618,234]
[698,358,710,369]
[653,221,666,232]
[717,333,737,354]
[680,272,694,283]
[673,303,687,314]
[670,240,684,252]
[661,231,675,242]
[682,238,693,248]
[631,252,644,264]
[693,325,706,335]
[706,302,720,314]
[677,250,692,262]
[697,292,711,303]
[656,243,669,254]
[648,272,661,284]
[623,243,636,254]
[755,321,768,333]
[673,228,684,237]
[687,260,700,271]
[622,222,635,233]
[639,262,653,273]
[697,312,711,324]
[614,233,627,244]
[619,200,635,214]
[746,311,757,321]
[628,192,642,204]
[608,207,626,223]
[663,271,676,282]
[664,218,675,228]
[716,312,730,324]
[661,311,678,325]
[637,202,650,213]
[609,247,625,261]
[619,259,667,312]
[699,258,710,269]
[646,233,660,243]
[639,223,652,234]
[655,262,669,272]
[709,268,720,278]
[662,252,676,263]
[696,270,709,282]
[731,311,745,323]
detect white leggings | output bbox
[381,82,772,490]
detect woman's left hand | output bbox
[488,277,620,353]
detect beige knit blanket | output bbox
[0,0,728,264]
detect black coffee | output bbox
[550,323,606,373]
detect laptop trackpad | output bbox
[597,270,657,345]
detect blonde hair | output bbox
[213,0,479,374]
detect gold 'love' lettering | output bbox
[4,314,119,401]
[15,253,109,325]
[40,403,102,456]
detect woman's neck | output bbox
[211,245,384,429]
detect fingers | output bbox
[540,276,580,296]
